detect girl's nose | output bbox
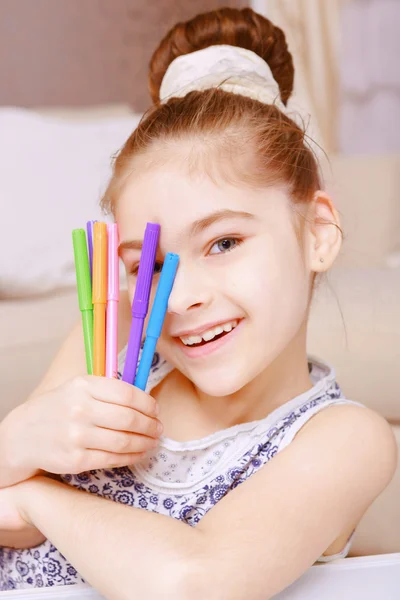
[167,264,212,315]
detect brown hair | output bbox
[101,7,321,216]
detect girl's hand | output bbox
[0,480,46,549]
[4,376,163,476]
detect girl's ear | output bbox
[307,191,342,272]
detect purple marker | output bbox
[86,220,97,282]
[122,223,160,384]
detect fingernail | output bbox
[154,403,160,416]
[157,421,164,435]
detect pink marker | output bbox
[106,223,119,378]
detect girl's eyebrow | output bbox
[118,209,256,255]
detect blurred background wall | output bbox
[1,0,398,153]
[0,0,246,112]
[338,0,400,154]
[255,0,400,154]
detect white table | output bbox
[1,553,399,599]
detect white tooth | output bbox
[188,335,202,345]
[181,335,202,346]
[203,325,223,342]
[202,330,215,342]
[180,320,239,346]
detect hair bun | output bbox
[148,7,294,106]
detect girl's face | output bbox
[116,159,312,397]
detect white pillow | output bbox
[0,107,141,298]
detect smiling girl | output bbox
[0,8,397,599]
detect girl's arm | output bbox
[15,475,198,600]
[14,404,397,600]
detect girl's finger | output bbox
[84,427,160,455]
[88,399,163,439]
[77,375,159,418]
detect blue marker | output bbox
[134,253,179,390]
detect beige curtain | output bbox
[339,0,400,154]
[256,0,343,153]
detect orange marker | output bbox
[92,222,108,376]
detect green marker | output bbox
[72,229,94,374]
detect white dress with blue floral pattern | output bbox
[0,347,363,590]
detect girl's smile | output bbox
[172,317,244,359]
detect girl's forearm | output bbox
[0,456,44,489]
[0,408,42,489]
[19,476,203,600]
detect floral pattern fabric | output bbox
[0,350,363,590]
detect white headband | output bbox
[159,44,322,162]
[159,44,288,113]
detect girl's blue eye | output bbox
[209,237,240,255]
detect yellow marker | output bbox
[92,222,107,376]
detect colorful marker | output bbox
[122,223,160,384]
[72,229,94,374]
[135,253,179,390]
[86,220,97,282]
[93,222,108,376]
[106,223,119,378]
